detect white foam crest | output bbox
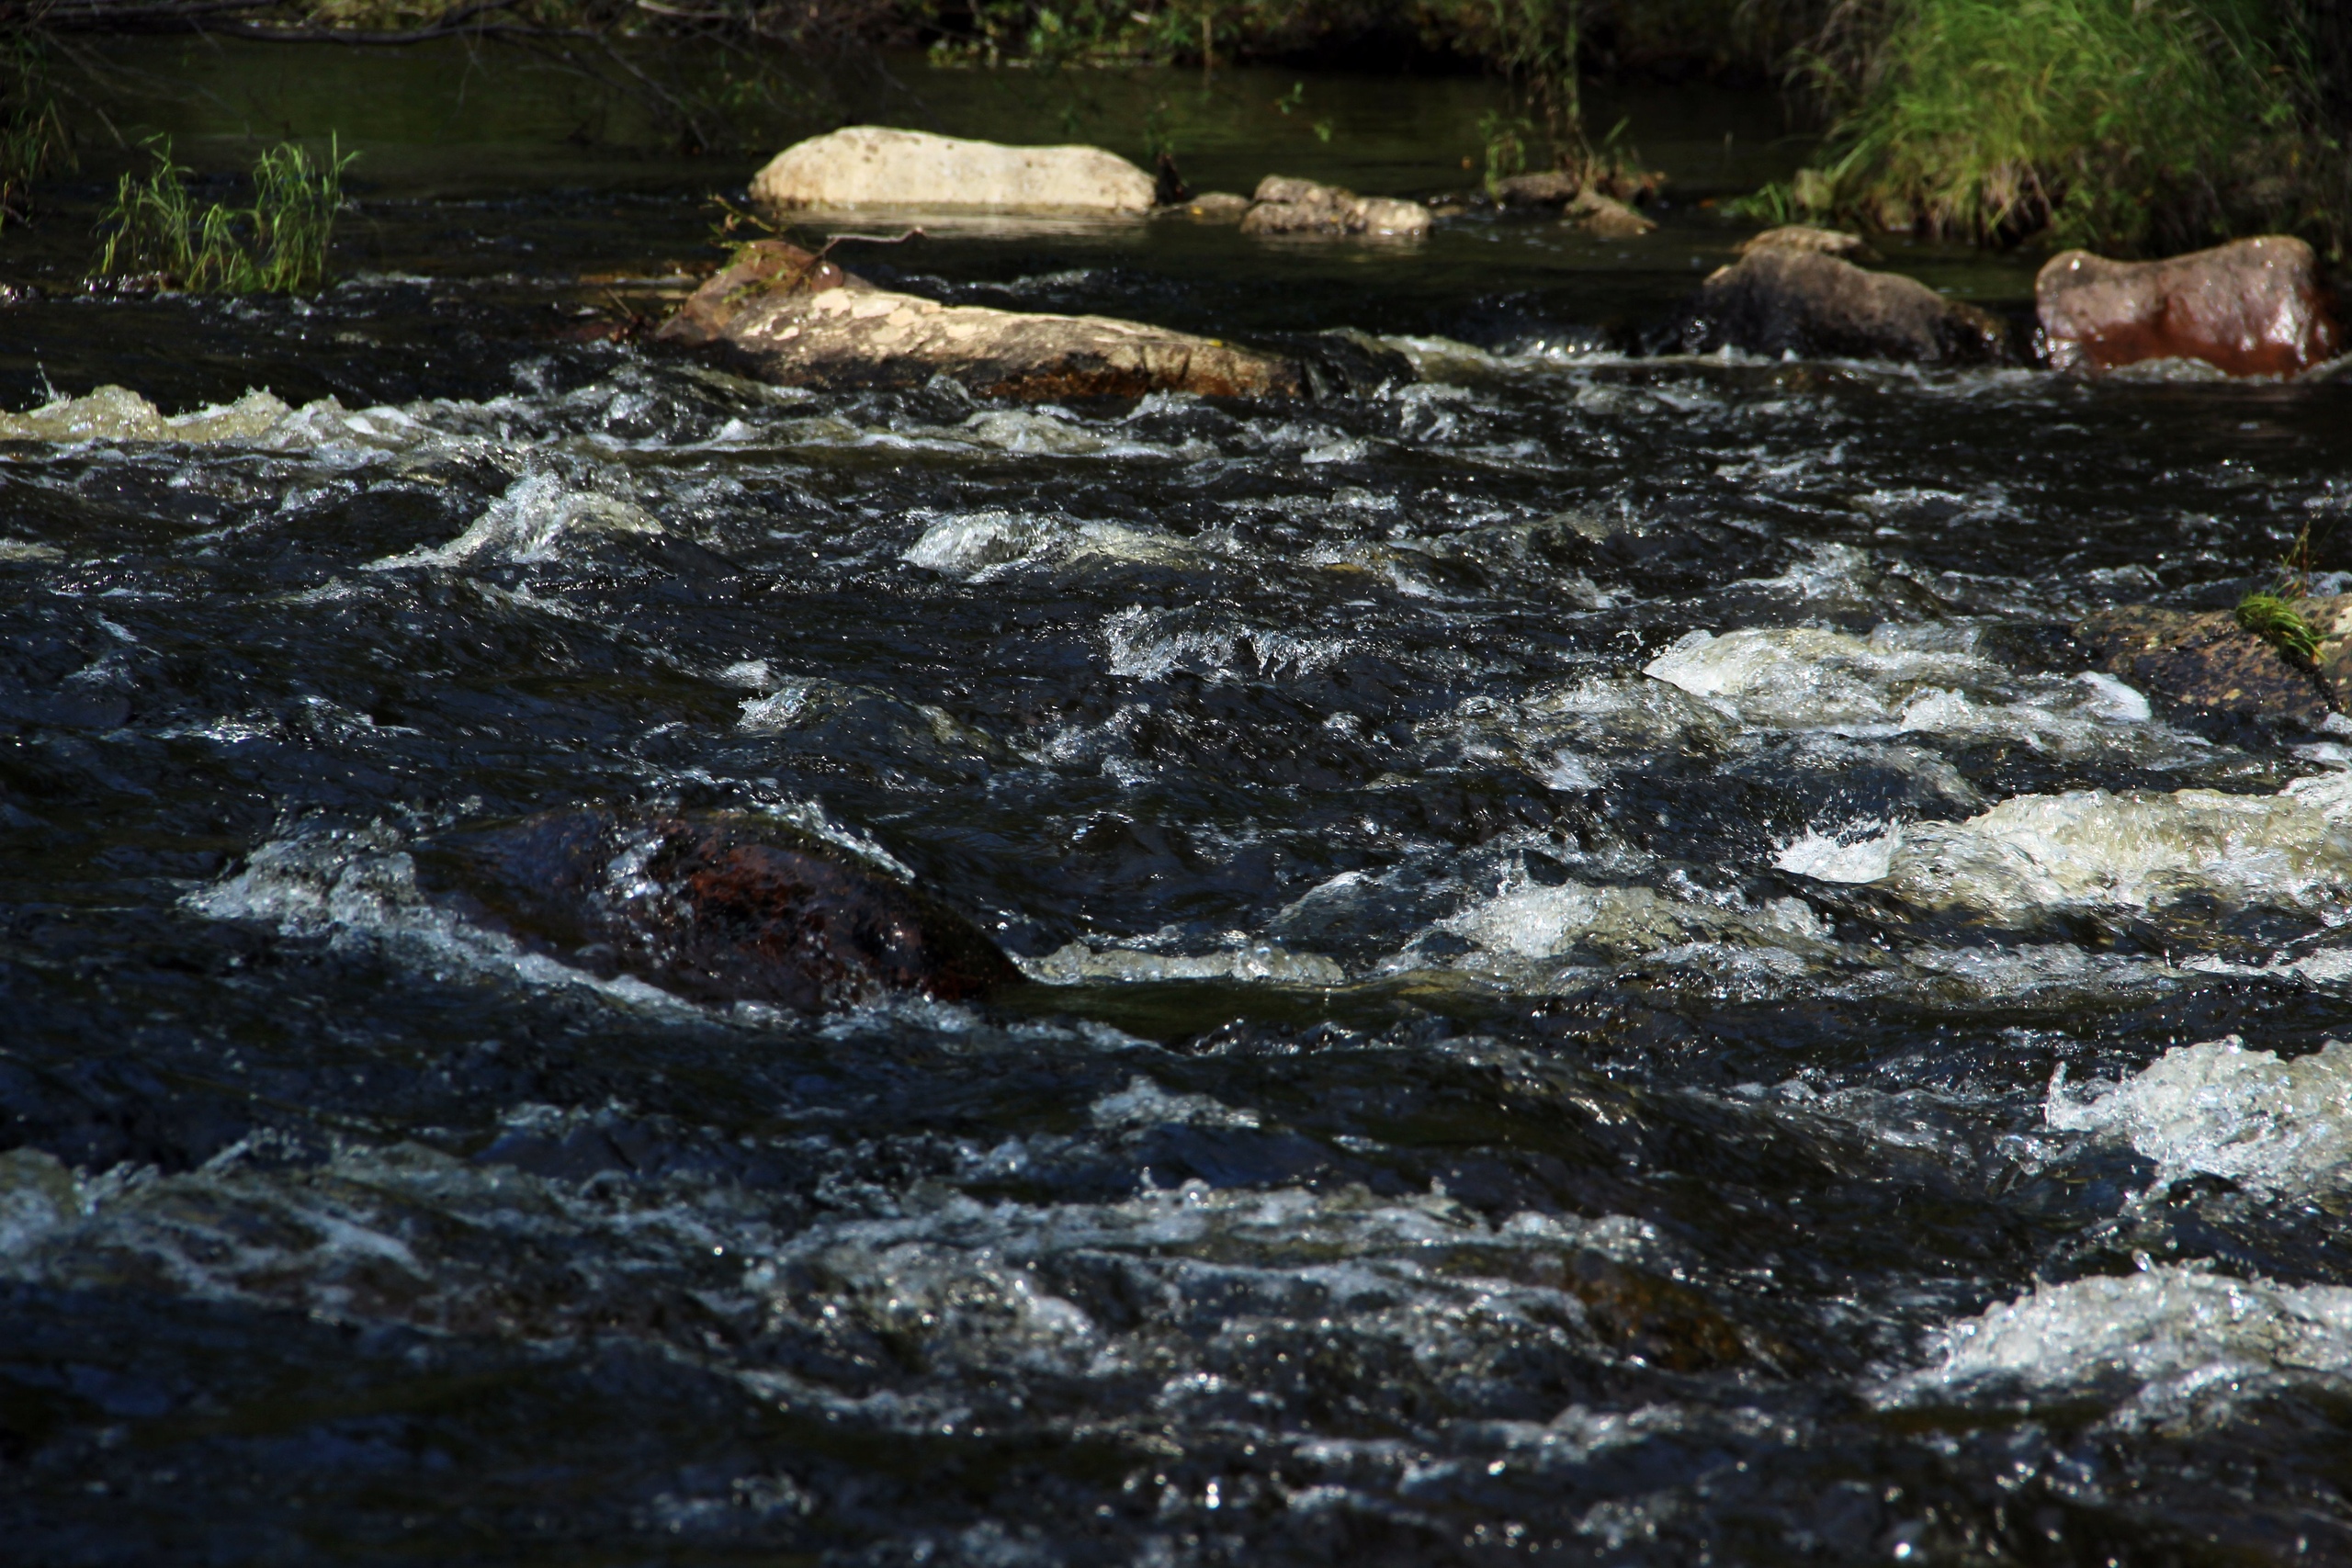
[1775,825,1902,884]
[1409,877,1831,978]
[1870,782,2352,917]
[1102,605,1346,681]
[1901,1267,2352,1417]
[369,471,661,569]
[1024,941,1344,987]
[900,509,1199,581]
[2047,1036,2352,1194]
[1644,624,2179,761]
[187,824,686,1010]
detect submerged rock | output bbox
[1565,190,1654,238]
[424,809,1019,1011]
[748,126,1155,212]
[1159,191,1251,222]
[2076,599,2344,733]
[1679,248,2011,365]
[2037,236,2340,377]
[656,240,1304,400]
[1736,224,1873,261]
[1238,175,1431,241]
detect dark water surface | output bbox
[4,45,2352,1566]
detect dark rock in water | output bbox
[424,810,1019,1010]
[1679,249,2012,365]
[2038,237,2340,378]
[656,240,1304,401]
[2076,602,2339,733]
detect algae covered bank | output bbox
[2,45,2352,1567]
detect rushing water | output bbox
[5,44,2352,1566]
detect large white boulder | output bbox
[749,127,1156,213]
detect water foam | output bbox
[2048,1036,2352,1195]
[1903,1267,2352,1418]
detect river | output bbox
[2,41,2349,1564]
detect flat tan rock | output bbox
[2038,237,2340,377]
[1239,175,1430,240]
[749,127,1155,213]
[1737,225,1872,261]
[656,240,1302,400]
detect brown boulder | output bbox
[1681,249,2011,365]
[1238,175,1431,241]
[656,240,1303,400]
[1492,170,1583,207]
[2075,599,2346,731]
[425,809,1020,1011]
[1566,190,1655,239]
[2037,237,2340,377]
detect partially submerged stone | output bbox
[749,126,1155,213]
[425,809,1020,1011]
[1161,191,1251,222]
[1238,175,1431,241]
[1737,224,1872,261]
[656,240,1304,400]
[2076,598,2347,732]
[1491,170,1582,206]
[2038,237,2340,377]
[1566,190,1654,238]
[1680,249,2011,365]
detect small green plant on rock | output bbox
[2238,519,2328,666]
[2238,592,2322,665]
[95,137,352,294]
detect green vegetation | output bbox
[7,0,2352,254]
[1776,0,2338,254]
[95,139,352,294]
[2238,591,2323,665]
[0,34,64,227]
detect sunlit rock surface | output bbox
[749,126,1156,212]
[1238,175,1432,240]
[2038,236,2341,377]
[2077,598,2340,733]
[656,239,1305,400]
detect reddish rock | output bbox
[427,809,1020,1011]
[1681,249,2011,365]
[2037,237,2340,377]
[658,240,1303,400]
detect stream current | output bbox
[5,52,2352,1565]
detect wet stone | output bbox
[2038,236,2341,378]
[423,810,1020,1010]
[2075,601,2340,732]
[655,240,1305,401]
[1679,248,2013,365]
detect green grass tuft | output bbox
[95,137,352,295]
[2237,591,2323,665]
[1789,0,2332,253]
